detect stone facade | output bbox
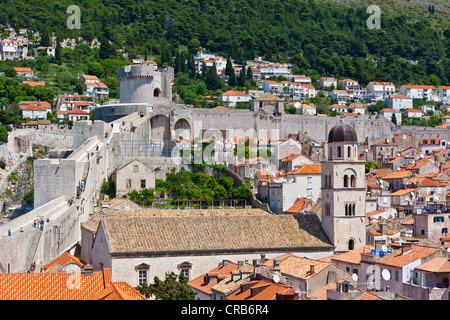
[112,159,155,198]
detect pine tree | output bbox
[55,38,62,65]
[246,66,253,80]
[237,65,246,87]
[228,72,237,87]
[225,57,234,78]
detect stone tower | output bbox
[321,120,366,253]
[117,61,174,104]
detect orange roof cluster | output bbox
[226,275,298,300]
[0,268,146,300]
[188,261,238,295]
[285,198,312,213]
[220,90,248,97]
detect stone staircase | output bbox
[24,226,43,272]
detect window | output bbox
[347,146,351,157]
[181,268,190,281]
[442,228,448,235]
[126,179,132,188]
[138,270,148,285]
[344,175,349,187]
[307,188,313,197]
[353,268,358,275]
[395,271,399,281]
[307,177,312,184]
[348,239,355,250]
[434,216,445,223]
[133,165,139,173]
[337,146,342,157]
[350,175,356,187]
[141,179,146,188]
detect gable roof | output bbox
[40,252,83,272]
[414,257,450,273]
[188,261,238,295]
[100,214,334,255]
[285,164,321,175]
[376,245,441,268]
[0,268,146,300]
[226,275,297,300]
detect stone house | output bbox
[111,159,155,198]
[250,92,284,116]
[86,213,334,287]
[413,212,450,243]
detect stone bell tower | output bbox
[321,120,366,253]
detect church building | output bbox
[321,121,367,253]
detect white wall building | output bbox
[385,95,413,111]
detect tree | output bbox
[365,161,380,173]
[390,113,398,124]
[187,38,201,54]
[55,38,62,65]
[246,66,253,80]
[237,65,246,87]
[225,57,234,78]
[138,272,196,300]
[99,40,116,60]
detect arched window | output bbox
[352,203,356,216]
[348,146,351,157]
[154,88,161,97]
[351,175,356,187]
[344,175,349,187]
[345,204,348,216]
[337,146,342,158]
[329,147,332,159]
[348,239,355,250]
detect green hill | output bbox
[0,0,449,85]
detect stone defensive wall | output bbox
[95,102,398,145]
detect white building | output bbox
[258,63,291,78]
[318,77,337,90]
[218,90,251,108]
[295,104,316,115]
[437,86,450,102]
[21,104,52,119]
[291,76,312,85]
[399,85,437,101]
[403,109,423,119]
[80,75,109,100]
[0,40,28,60]
[385,95,413,111]
[339,79,360,91]
[34,46,55,57]
[379,108,402,125]
[366,82,395,99]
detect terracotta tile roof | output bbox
[321,245,374,265]
[254,92,284,101]
[387,95,412,99]
[66,108,90,115]
[0,269,145,300]
[188,261,238,295]
[406,177,443,186]
[372,139,397,146]
[220,90,248,97]
[402,85,436,90]
[82,208,272,233]
[14,67,32,72]
[306,279,347,300]
[382,170,412,180]
[285,164,321,175]
[285,198,312,213]
[376,245,441,268]
[101,214,333,255]
[414,257,450,273]
[390,188,418,196]
[226,275,298,300]
[266,254,331,280]
[40,252,83,272]
[210,264,255,295]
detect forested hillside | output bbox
[0,0,449,85]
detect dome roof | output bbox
[328,123,357,143]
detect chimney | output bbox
[238,261,244,270]
[273,259,281,271]
[260,254,266,264]
[222,260,227,267]
[401,242,413,255]
[83,264,93,275]
[380,221,388,235]
[309,264,315,275]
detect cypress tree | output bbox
[246,66,253,80]
[237,65,246,87]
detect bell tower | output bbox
[321,120,366,252]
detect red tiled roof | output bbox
[226,275,297,300]
[376,245,441,268]
[0,268,146,300]
[188,261,238,295]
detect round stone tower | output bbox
[117,61,174,104]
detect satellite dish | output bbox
[435,196,439,200]
[273,274,280,283]
[352,273,359,282]
[399,239,404,245]
[381,245,388,252]
[382,269,391,281]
